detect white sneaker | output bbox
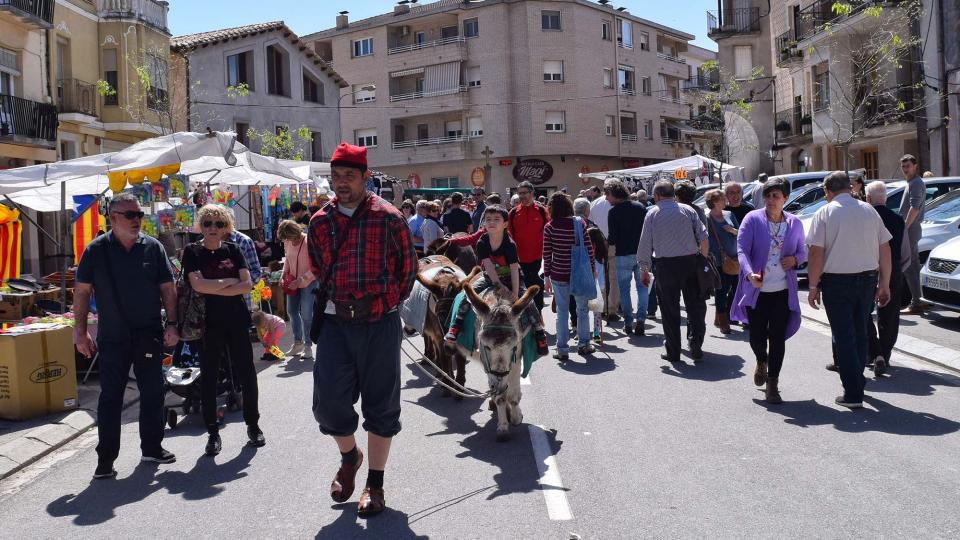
[301,344,314,360]
[285,341,304,357]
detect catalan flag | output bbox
[72,195,104,265]
[0,204,21,285]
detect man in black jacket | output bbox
[606,179,649,335]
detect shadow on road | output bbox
[868,367,960,397]
[659,351,746,382]
[455,423,564,500]
[315,505,429,539]
[46,463,164,526]
[754,395,960,436]
[557,352,617,375]
[275,357,314,379]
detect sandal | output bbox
[330,448,364,503]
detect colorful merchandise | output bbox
[157,208,176,233]
[173,206,195,231]
[0,204,21,284]
[141,214,160,237]
[168,174,187,199]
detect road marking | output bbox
[527,424,573,521]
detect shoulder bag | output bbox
[569,218,598,300]
[709,218,740,276]
[176,243,206,342]
[690,214,721,298]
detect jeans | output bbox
[746,290,789,378]
[96,337,165,462]
[715,273,738,315]
[615,255,649,325]
[201,321,260,433]
[287,281,318,346]
[552,280,590,354]
[821,272,878,403]
[904,227,922,307]
[520,260,545,312]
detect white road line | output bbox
[527,424,573,521]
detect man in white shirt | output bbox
[806,171,892,409]
[592,181,620,320]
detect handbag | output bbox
[709,217,741,276]
[281,241,304,296]
[309,204,363,343]
[176,243,206,342]
[690,216,721,298]
[569,217,598,300]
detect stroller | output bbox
[163,340,241,430]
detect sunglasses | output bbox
[202,220,227,229]
[112,210,145,220]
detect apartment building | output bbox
[304,0,697,196]
[170,22,347,162]
[0,0,58,169]
[51,0,173,159]
[680,43,722,159]
[922,0,959,177]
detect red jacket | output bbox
[508,203,549,263]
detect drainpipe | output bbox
[936,0,949,174]
[614,24,621,166]
[184,54,192,131]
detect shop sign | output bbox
[499,159,513,167]
[407,173,421,188]
[470,167,486,187]
[512,159,553,185]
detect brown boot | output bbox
[753,360,767,387]
[765,377,783,404]
[718,313,731,334]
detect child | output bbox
[252,310,286,361]
[444,205,548,355]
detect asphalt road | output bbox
[1,299,959,539]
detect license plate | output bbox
[925,276,951,291]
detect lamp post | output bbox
[335,84,376,147]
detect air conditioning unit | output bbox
[400,26,410,36]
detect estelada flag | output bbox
[0,205,21,284]
[72,195,104,264]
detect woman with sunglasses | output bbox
[181,204,265,456]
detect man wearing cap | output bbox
[308,143,417,516]
[470,187,486,231]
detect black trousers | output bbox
[520,260,545,312]
[96,337,165,462]
[201,322,260,433]
[868,273,902,362]
[654,255,706,359]
[746,290,790,378]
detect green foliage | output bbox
[831,2,853,16]
[95,79,116,97]
[135,65,151,91]
[246,126,312,160]
[226,83,250,99]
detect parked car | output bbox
[784,183,826,213]
[918,189,960,259]
[694,181,760,209]
[920,235,960,313]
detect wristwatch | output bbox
[165,320,178,327]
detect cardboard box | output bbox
[0,325,78,421]
[0,292,34,321]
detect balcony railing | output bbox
[657,52,687,65]
[57,79,98,117]
[686,114,723,132]
[97,0,168,33]
[0,0,54,26]
[620,133,639,142]
[707,7,761,37]
[392,133,471,150]
[0,93,58,143]
[661,136,683,144]
[659,95,686,105]
[682,74,721,92]
[775,105,810,139]
[619,87,637,96]
[796,0,904,41]
[776,29,803,66]
[862,88,915,128]
[388,35,465,55]
[389,85,467,102]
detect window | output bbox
[432,176,460,188]
[1,71,14,96]
[603,68,613,89]
[102,49,118,106]
[445,120,463,138]
[601,20,612,41]
[235,122,249,146]
[643,119,653,139]
[415,31,426,45]
[266,44,289,96]
[466,66,481,87]
[356,128,378,148]
[303,71,323,103]
[468,116,483,137]
[441,25,459,39]
[352,37,374,57]
[545,111,565,132]
[227,51,253,89]
[311,131,323,160]
[353,83,375,104]
[604,115,615,136]
[464,17,479,38]
[618,66,635,94]
[543,60,563,82]
[417,123,429,140]
[393,124,406,143]
[641,76,651,96]
[734,45,752,79]
[541,10,561,30]
[639,31,649,51]
[146,54,168,111]
[814,65,830,110]
[275,124,288,136]
[617,18,632,48]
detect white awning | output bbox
[390,67,425,78]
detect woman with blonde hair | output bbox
[277,219,316,359]
[181,204,264,455]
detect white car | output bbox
[918,189,960,258]
[920,235,960,312]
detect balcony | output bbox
[657,52,687,65]
[659,94,687,105]
[707,7,761,38]
[392,133,472,150]
[686,114,723,132]
[388,35,465,55]
[0,0,53,27]
[57,79,98,119]
[682,74,720,92]
[775,105,811,140]
[862,88,915,129]
[776,30,803,66]
[620,133,639,142]
[0,94,58,146]
[389,85,467,103]
[796,0,905,42]
[97,0,169,34]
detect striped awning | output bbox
[390,67,425,78]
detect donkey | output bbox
[461,273,540,441]
[415,256,479,399]
[426,236,478,276]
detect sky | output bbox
[167,0,718,51]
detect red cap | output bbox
[330,142,368,171]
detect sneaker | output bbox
[141,448,176,464]
[577,344,595,356]
[93,460,117,479]
[835,396,863,409]
[552,352,569,362]
[873,356,888,377]
[205,432,222,456]
[592,333,602,344]
[247,425,266,447]
[443,328,459,343]
[633,322,645,336]
[825,363,839,372]
[900,304,925,315]
[301,345,314,360]
[260,352,273,361]
[285,341,304,357]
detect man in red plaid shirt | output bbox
[308,143,417,517]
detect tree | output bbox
[246,126,313,160]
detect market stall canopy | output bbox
[578,155,746,183]
[402,188,473,197]
[186,148,302,188]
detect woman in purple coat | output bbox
[731,178,807,404]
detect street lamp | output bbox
[336,84,376,146]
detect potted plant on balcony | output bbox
[776,120,792,136]
[800,114,812,134]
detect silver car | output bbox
[920,235,960,312]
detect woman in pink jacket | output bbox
[278,220,317,359]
